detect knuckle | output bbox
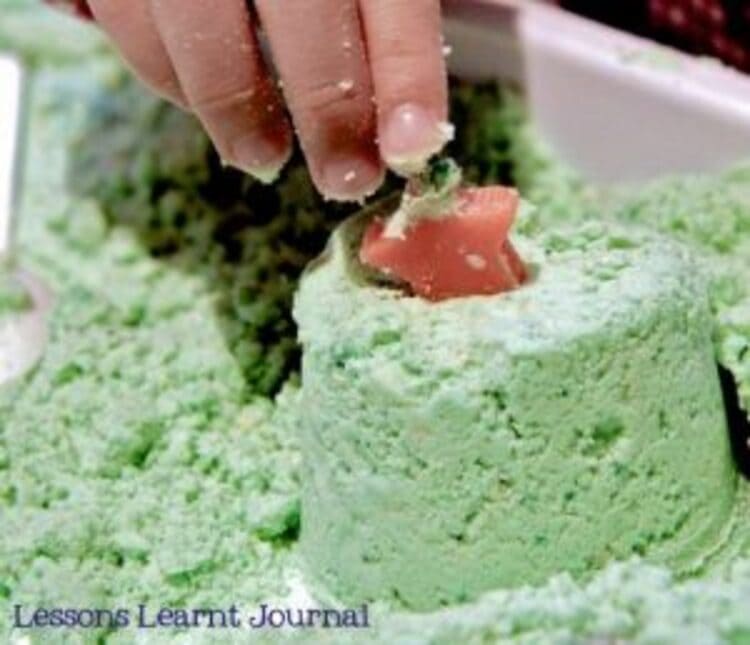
[295,80,370,126]
[187,72,279,118]
[375,40,431,73]
[371,46,444,106]
[190,82,258,114]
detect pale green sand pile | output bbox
[295,218,736,610]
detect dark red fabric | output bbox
[561,0,750,72]
[648,0,750,71]
[44,0,93,20]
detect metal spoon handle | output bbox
[0,55,24,262]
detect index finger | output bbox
[359,0,450,175]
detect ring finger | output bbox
[150,0,293,181]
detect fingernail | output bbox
[321,155,385,202]
[381,103,454,176]
[232,132,291,184]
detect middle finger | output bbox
[256,0,384,201]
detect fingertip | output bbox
[231,128,293,183]
[213,118,292,182]
[316,154,385,202]
[380,103,454,176]
[359,0,450,175]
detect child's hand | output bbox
[85,0,449,200]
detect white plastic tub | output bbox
[444,0,750,183]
